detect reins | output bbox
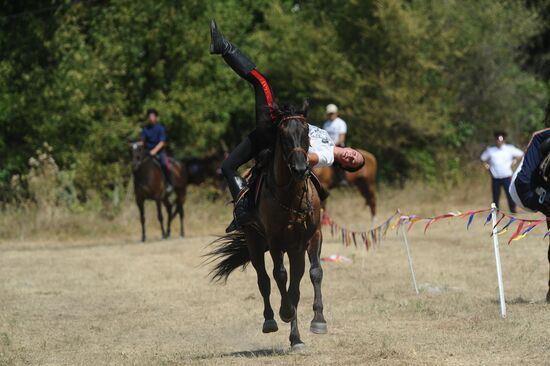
[267,114,313,227]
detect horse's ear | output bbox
[300,100,309,117]
[271,102,283,121]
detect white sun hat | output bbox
[326,104,338,114]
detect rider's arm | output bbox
[480,148,491,170]
[336,120,347,146]
[336,133,346,146]
[308,153,319,167]
[150,125,167,156]
[150,141,165,156]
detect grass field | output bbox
[1,180,550,365]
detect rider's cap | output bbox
[326,104,338,114]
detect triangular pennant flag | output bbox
[466,213,475,230]
[484,210,494,226]
[508,221,525,244]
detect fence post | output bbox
[491,203,507,319]
[401,224,419,295]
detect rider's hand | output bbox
[150,151,156,156]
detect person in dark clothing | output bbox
[509,99,550,303]
[209,20,364,231]
[141,108,173,193]
[510,127,550,215]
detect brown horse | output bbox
[131,142,188,241]
[207,105,326,351]
[313,148,377,220]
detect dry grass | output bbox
[1,176,550,365]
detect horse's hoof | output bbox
[310,321,328,334]
[279,306,296,323]
[291,342,306,352]
[546,290,550,304]
[262,319,278,333]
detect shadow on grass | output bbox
[194,348,289,360]
[223,348,289,358]
[490,296,549,305]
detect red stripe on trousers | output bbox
[249,69,275,121]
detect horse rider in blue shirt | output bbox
[141,108,173,193]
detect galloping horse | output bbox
[207,104,326,351]
[314,149,377,219]
[131,142,188,241]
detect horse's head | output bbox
[274,101,310,181]
[129,141,147,172]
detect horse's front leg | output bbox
[270,249,295,323]
[137,198,146,242]
[307,229,327,334]
[287,247,306,350]
[246,230,277,333]
[156,201,166,239]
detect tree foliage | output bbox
[0,0,548,199]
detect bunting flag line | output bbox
[322,206,550,250]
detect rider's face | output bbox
[328,112,337,121]
[148,113,158,124]
[340,148,364,170]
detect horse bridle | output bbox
[269,114,313,227]
[278,115,309,173]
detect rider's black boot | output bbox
[161,167,174,194]
[225,175,254,233]
[209,19,256,78]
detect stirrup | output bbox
[225,189,253,233]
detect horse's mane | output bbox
[272,101,309,121]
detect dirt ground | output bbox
[1,186,550,365]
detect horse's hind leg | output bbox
[177,195,185,237]
[270,249,295,323]
[137,199,146,242]
[246,231,277,333]
[287,247,306,350]
[355,178,376,221]
[307,230,327,334]
[156,201,166,239]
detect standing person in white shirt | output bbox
[323,104,347,146]
[480,131,524,212]
[323,103,348,185]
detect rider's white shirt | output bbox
[309,124,334,168]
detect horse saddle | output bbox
[246,149,329,206]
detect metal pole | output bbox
[491,203,507,319]
[401,224,419,295]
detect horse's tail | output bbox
[205,231,250,282]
